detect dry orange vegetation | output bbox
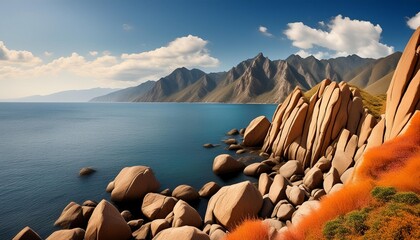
[224,219,270,240]
[225,113,420,240]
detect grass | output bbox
[323,187,420,240]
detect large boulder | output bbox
[172,200,202,228]
[258,173,273,195]
[205,181,263,230]
[150,219,170,238]
[110,166,160,202]
[85,200,132,240]
[12,227,42,240]
[153,226,210,240]
[243,162,271,176]
[268,174,288,204]
[46,228,85,240]
[243,116,271,147]
[54,202,86,229]
[272,200,295,221]
[286,185,305,206]
[279,160,303,179]
[291,200,320,225]
[199,181,221,198]
[172,185,200,202]
[303,167,323,190]
[141,193,177,220]
[212,154,245,175]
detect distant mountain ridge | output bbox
[9,88,119,102]
[92,52,401,103]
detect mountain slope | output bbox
[11,88,118,102]
[95,52,400,103]
[90,81,155,102]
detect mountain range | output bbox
[90,52,400,103]
[9,88,118,102]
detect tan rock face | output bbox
[153,226,210,240]
[212,154,245,175]
[85,200,132,240]
[385,28,420,140]
[172,200,202,228]
[110,166,160,202]
[243,116,271,147]
[54,202,86,229]
[46,228,85,240]
[205,181,263,230]
[12,227,42,240]
[199,181,221,198]
[141,193,177,220]
[172,185,200,202]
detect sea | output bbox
[0,102,276,239]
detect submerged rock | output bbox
[79,167,96,176]
[226,128,239,135]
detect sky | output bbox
[0,0,419,99]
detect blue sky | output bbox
[0,0,419,98]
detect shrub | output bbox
[392,192,420,205]
[323,216,350,240]
[346,209,369,235]
[371,186,396,202]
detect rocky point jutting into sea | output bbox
[12,28,420,240]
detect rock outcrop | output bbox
[212,154,245,175]
[109,166,160,202]
[243,116,271,146]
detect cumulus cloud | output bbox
[44,51,53,57]
[0,35,219,97]
[122,23,133,31]
[284,15,394,59]
[0,41,42,65]
[259,26,273,37]
[407,12,420,30]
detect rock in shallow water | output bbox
[172,184,200,202]
[79,167,96,176]
[212,154,245,175]
[12,227,42,240]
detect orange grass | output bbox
[224,219,270,240]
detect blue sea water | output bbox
[0,103,276,239]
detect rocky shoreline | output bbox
[13,28,420,240]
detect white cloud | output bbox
[407,12,420,30]
[44,51,53,57]
[259,26,273,37]
[296,50,330,60]
[284,15,394,59]
[122,23,133,31]
[318,21,325,27]
[0,35,220,98]
[89,51,98,56]
[0,41,42,65]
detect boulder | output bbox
[311,189,326,201]
[286,185,305,206]
[313,157,331,172]
[82,200,97,207]
[165,211,174,225]
[210,229,226,240]
[239,128,246,135]
[105,181,114,193]
[212,154,245,175]
[121,210,133,222]
[303,167,323,190]
[272,200,295,221]
[340,167,354,185]
[259,195,274,218]
[128,219,144,231]
[110,166,160,202]
[243,162,271,176]
[153,226,210,240]
[279,160,303,179]
[82,206,95,222]
[228,144,243,151]
[141,193,177,220]
[160,188,171,196]
[236,149,246,154]
[205,181,263,230]
[329,183,344,194]
[150,219,170,237]
[243,116,271,147]
[79,167,96,176]
[268,174,288,204]
[132,222,151,240]
[54,202,86,229]
[258,173,273,195]
[199,181,221,198]
[227,128,239,135]
[85,200,132,240]
[291,200,320,225]
[46,228,85,240]
[263,218,285,230]
[223,138,237,145]
[331,151,354,176]
[323,168,341,193]
[172,185,200,202]
[203,143,216,148]
[172,200,202,228]
[12,227,42,240]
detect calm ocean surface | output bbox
[0,103,276,239]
